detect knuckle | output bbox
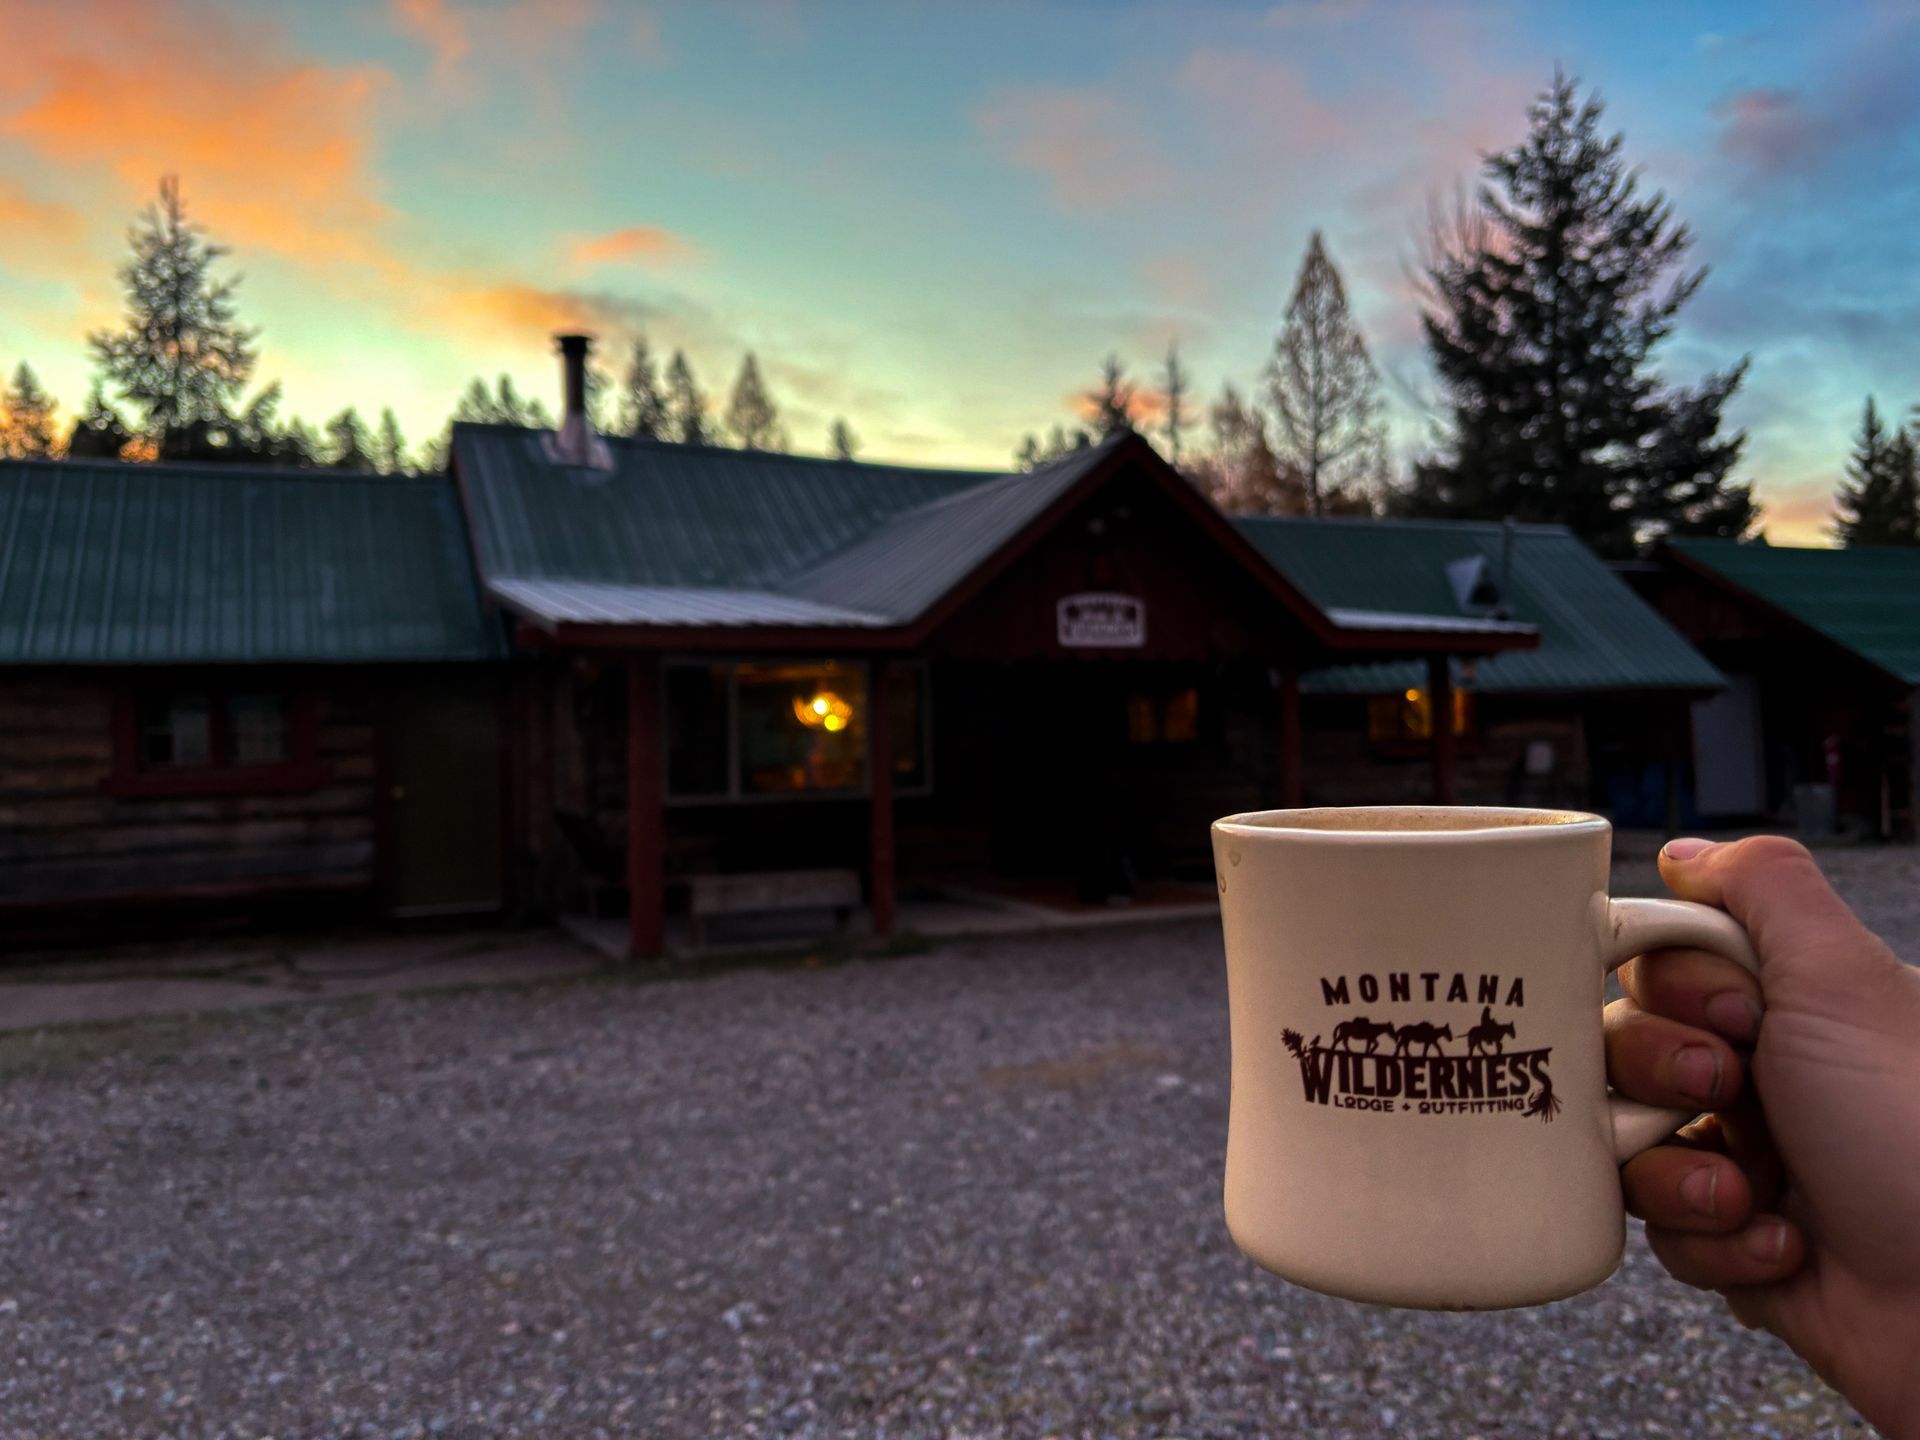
[1726,834,1816,876]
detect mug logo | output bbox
[1283,972,1560,1123]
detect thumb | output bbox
[1658,835,1909,1009]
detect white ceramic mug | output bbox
[1211,805,1761,1310]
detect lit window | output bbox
[664,661,931,801]
[1367,687,1471,744]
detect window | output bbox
[738,661,866,795]
[111,690,319,796]
[1367,687,1473,746]
[664,660,930,802]
[1126,686,1199,745]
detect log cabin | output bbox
[1,336,1582,954]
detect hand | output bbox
[1605,835,1920,1438]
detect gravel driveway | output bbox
[2,845,1903,1438]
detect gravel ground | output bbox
[2,844,1906,1439]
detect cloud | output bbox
[569,226,697,268]
[1712,21,1920,180]
[391,0,469,81]
[974,86,1172,209]
[0,0,392,272]
[0,180,84,249]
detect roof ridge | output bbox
[0,457,430,486]
[1234,512,1575,537]
[451,420,1010,482]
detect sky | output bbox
[3,1,1919,543]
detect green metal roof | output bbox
[1235,515,1722,694]
[454,424,1111,625]
[1665,538,1920,684]
[0,459,502,663]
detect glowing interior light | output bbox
[793,688,854,731]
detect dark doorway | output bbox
[385,678,503,915]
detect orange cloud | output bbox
[392,0,470,80]
[0,0,392,273]
[570,226,696,268]
[0,180,84,248]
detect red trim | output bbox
[868,660,896,936]
[1428,655,1456,804]
[627,657,666,958]
[104,689,328,799]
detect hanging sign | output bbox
[1057,592,1146,648]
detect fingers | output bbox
[1604,997,1743,1109]
[1616,946,1763,1045]
[1644,1214,1806,1292]
[1657,836,1902,998]
[1623,1143,1754,1233]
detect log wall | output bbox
[0,676,379,908]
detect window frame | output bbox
[106,687,328,798]
[663,657,933,806]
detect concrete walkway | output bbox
[0,928,601,1033]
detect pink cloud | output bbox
[391,0,469,81]
[974,87,1172,209]
[1714,88,1818,175]
[569,226,697,268]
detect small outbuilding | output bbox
[1235,516,1726,823]
[1638,538,1920,837]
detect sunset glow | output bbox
[1,0,1913,542]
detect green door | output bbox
[386,680,503,915]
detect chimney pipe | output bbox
[545,332,612,469]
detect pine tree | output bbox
[666,351,712,446]
[1833,398,1919,546]
[725,353,785,450]
[88,177,257,453]
[828,418,858,461]
[273,416,321,468]
[1264,232,1384,516]
[619,335,670,439]
[325,407,375,471]
[1404,71,1755,555]
[1160,342,1191,466]
[375,408,408,474]
[1089,353,1135,437]
[1014,434,1043,471]
[0,362,59,458]
[66,381,131,459]
[1188,384,1306,514]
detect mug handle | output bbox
[1600,897,1763,1163]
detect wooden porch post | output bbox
[1428,654,1456,805]
[626,656,665,959]
[1908,687,1920,843]
[1278,667,1302,809]
[868,660,896,937]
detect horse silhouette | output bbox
[1331,1016,1398,1053]
[1465,1005,1517,1056]
[1393,1021,1453,1056]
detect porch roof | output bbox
[1236,515,1721,695]
[454,425,1538,660]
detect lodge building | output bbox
[1,334,1834,957]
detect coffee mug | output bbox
[1211,805,1761,1310]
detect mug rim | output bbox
[1212,804,1610,841]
